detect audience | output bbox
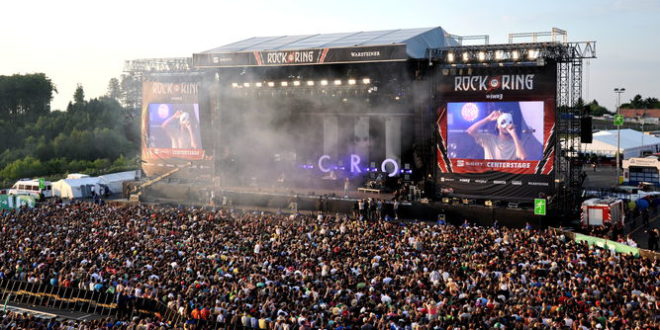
[0,202,657,329]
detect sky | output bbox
[2,0,658,111]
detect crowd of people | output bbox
[0,202,658,329]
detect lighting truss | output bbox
[428,42,596,67]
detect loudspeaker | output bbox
[581,117,593,143]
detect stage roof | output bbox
[193,27,459,68]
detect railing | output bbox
[0,278,117,317]
[548,227,660,260]
[0,278,191,325]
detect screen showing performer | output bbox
[148,103,202,150]
[446,101,544,161]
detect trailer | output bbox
[581,198,625,226]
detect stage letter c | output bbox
[318,155,331,173]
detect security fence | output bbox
[0,278,186,325]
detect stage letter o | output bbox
[381,159,399,177]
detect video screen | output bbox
[148,103,202,150]
[446,101,544,161]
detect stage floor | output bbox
[216,185,396,201]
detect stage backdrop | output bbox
[141,80,211,176]
[436,65,556,200]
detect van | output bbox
[8,179,52,199]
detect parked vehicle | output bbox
[8,179,52,199]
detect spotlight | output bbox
[342,98,348,102]
[281,81,288,87]
[243,82,250,87]
[447,52,454,63]
[462,52,469,62]
[306,80,314,86]
[485,200,493,207]
[478,52,486,62]
[255,82,263,87]
[495,50,504,60]
[231,83,239,88]
[267,82,275,87]
[348,79,356,85]
[528,49,538,60]
[320,80,328,86]
[511,50,520,61]
[293,81,301,86]
[362,78,371,84]
[394,96,400,101]
[334,79,341,86]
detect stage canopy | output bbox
[581,129,660,158]
[193,27,459,68]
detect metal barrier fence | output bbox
[0,278,189,325]
[548,227,660,260]
[0,278,117,317]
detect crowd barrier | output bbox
[548,227,659,260]
[0,278,189,325]
[0,278,117,317]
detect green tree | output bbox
[120,73,141,111]
[586,100,611,117]
[0,73,56,123]
[107,78,122,100]
[73,84,85,105]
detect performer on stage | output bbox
[465,105,542,161]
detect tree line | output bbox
[581,93,659,117]
[0,74,139,187]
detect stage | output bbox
[138,181,551,228]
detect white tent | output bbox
[581,129,660,158]
[98,170,138,195]
[52,177,102,199]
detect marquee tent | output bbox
[581,129,660,158]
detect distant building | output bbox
[620,109,660,124]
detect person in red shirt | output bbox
[200,307,210,320]
[191,307,200,320]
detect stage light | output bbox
[267,82,275,87]
[342,98,348,102]
[281,81,288,87]
[462,52,469,62]
[243,82,250,87]
[512,50,520,61]
[307,80,314,86]
[495,50,504,60]
[293,81,301,86]
[485,200,493,207]
[395,96,400,101]
[320,80,328,86]
[231,83,239,88]
[478,52,486,62]
[255,82,263,87]
[348,79,356,85]
[362,78,371,84]
[447,52,454,63]
[528,49,538,60]
[334,79,341,86]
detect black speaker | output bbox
[581,117,593,143]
